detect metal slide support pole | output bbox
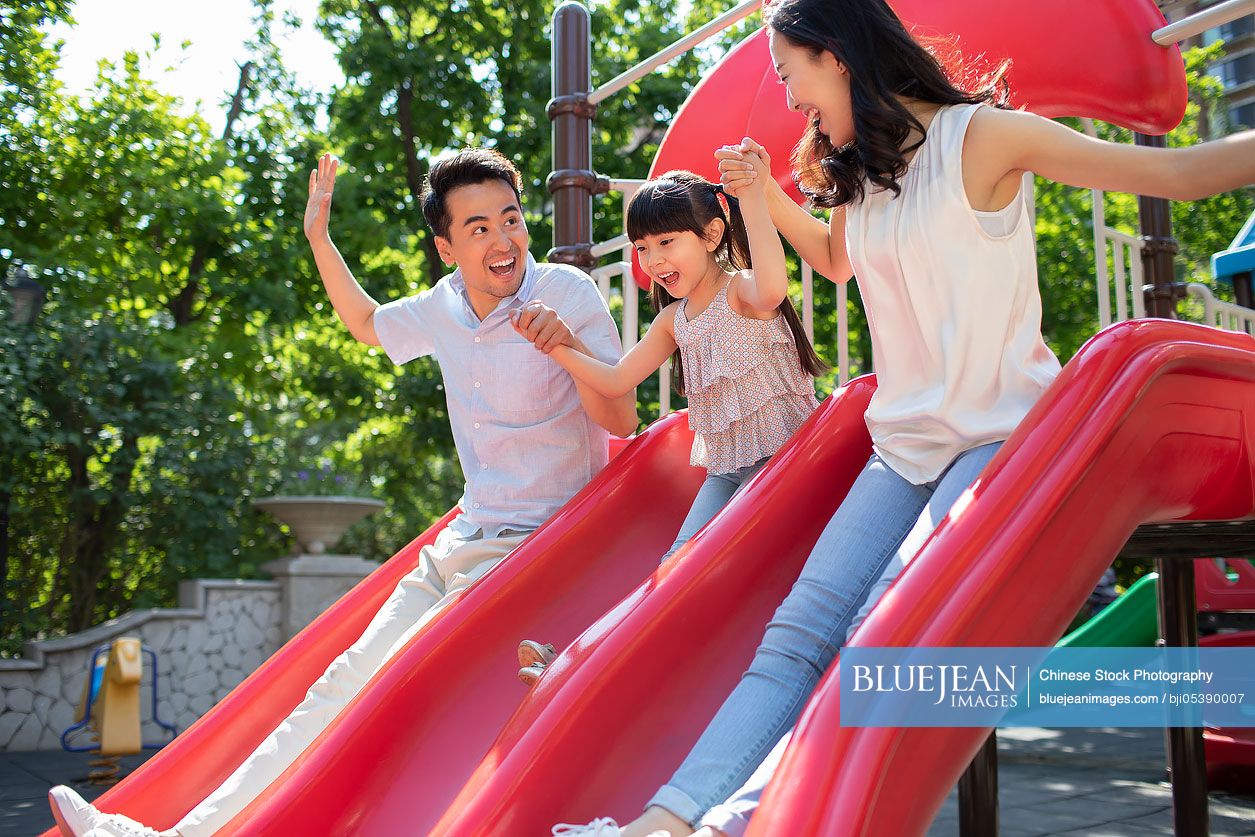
[958,732,1000,837]
[549,3,606,268]
[1134,134,1183,319]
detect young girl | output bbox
[555,0,1255,834]
[514,169,826,682]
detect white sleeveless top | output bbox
[845,103,1062,484]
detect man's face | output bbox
[435,179,530,304]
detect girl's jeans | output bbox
[659,456,771,564]
[646,442,1004,833]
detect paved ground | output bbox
[1,749,152,837]
[1,727,1252,836]
[928,727,1255,836]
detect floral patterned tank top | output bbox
[672,281,820,474]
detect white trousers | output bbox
[176,523,529,835]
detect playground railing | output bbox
[1187,281,1255,333]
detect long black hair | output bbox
[626,170,828,398]
[766,0,1009,207]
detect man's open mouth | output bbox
[489,256,517,277]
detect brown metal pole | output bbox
[1134,128,1208,836]
[1156,557,1210,837]
[548,2,599,269]
[1134,133,1184,319]
[958,731,1000,837]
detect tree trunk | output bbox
[59,433,142,633]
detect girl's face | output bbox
[634,223,722,299]
[768,29,855,148]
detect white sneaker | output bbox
[48,786,98,836]
[81,814,175,837]
[551,817,622,836]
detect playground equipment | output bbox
[42,0,1255,834]
[1057,564,1255,793]
[59,638,177,784]
[1212,209,1255,311]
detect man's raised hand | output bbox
[510,301,574,354]
[304,153,339,242]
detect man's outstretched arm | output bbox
[305,153,382,346]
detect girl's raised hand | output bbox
[304,153,339,242]
[737,136,772,176]
[715,136,771,198]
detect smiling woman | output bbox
[764,7,1008,208]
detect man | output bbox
[49,148,637,837]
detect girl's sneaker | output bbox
[517,639,558,685]
[517,639,557,668]
[518,662,548,686]
[551,818,622,835]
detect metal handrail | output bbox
[1152,0,1255,45]
[589,0,763,105]
[591,234,630,259]
[1186,282,1255,333]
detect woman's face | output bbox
[768,28,855,148]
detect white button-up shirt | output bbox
[373,254,623,537]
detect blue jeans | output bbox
[647,442,1004,832]
[660,456,771,564]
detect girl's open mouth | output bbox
[658,271,679,288]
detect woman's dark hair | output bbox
[421,148,523,238]
[767,0,1009,207]
[626,170,829,398]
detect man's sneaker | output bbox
[81,814,176,836]
[551,817,621,835]
[48,786,99,836]
[517,639,557,668]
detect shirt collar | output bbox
[449,253,539,324]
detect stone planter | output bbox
[252,495,386,555]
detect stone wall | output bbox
[0,580,282,752]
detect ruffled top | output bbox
[672,280,820,474]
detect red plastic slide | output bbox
[1200,630,1255,794]
[423,377,876,833]
[748,320,1255,835]
[39,412,707,836]
[418,321,1255,835]
[223,379,878,834]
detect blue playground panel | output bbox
[1212,209,1255,284]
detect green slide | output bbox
[1057,572,1160,648]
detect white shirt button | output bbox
[474,381,481,388]
[480,464,488,470]
[474,336,481,343]
[474,502,482,509]
[474,422,481,429]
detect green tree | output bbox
[0,5,323,646]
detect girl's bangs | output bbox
[626,180,706,242]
